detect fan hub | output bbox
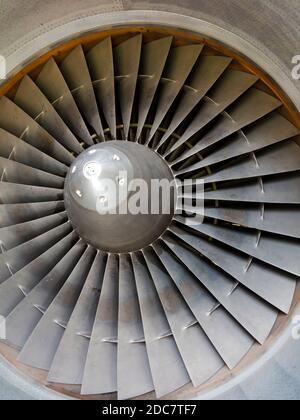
[64,141,176,253]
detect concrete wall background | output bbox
[1,0,299,107]
[0,0,299,83]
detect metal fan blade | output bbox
[17,247,96,370]
[144,246,224,386]
[176,113,299,175]
[60,45,104,138]
[0,156,64,188]
[169,225,296,314]
[0,97,74,165]
[204,140,300,184]
[87,37,116,139]
[47,252,106,385]
[147,44,203,144]
[5,239,86,349]
[14,75,83,154]
[135,37,173,141]
[81,254,119,395]
[0,231,78,318]
[160,234,277,344]
[0,201,64,227]
[0,222,72,285]
[1,28,299,402]
[151,241,253,368]
[117,254,154,400]
[36,57,94,146]
[204,172,300,204]
[0,183,63,204]
[170,89,282,163]
[156,56,231,150]
[0,211,67,250]
[175,217,300,277]
[0,128,67,177]
[131,251,190,398]
[203,203,300,239]
[114,35,142,140]
[164,70,258,155]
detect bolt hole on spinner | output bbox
[0,25,300,401]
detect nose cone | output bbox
[64,141,176,253]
